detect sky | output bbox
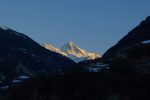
[0,0,150,55]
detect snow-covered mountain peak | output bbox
[68,41,75,45]
[43,42,101,63]
[61,41,80,50]
[60,41,85,57]
[67,41,79,48]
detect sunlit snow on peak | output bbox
[43,41,101,63]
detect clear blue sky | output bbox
[0,0,150,55]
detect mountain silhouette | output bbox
[0,27,75,82]
[103,16,150,59]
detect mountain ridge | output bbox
[103,16,150,59]
[0,27,76,83]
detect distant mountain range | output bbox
[0,16,150,100]
[42,41,101,62]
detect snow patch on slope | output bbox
[141,40,150,44]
